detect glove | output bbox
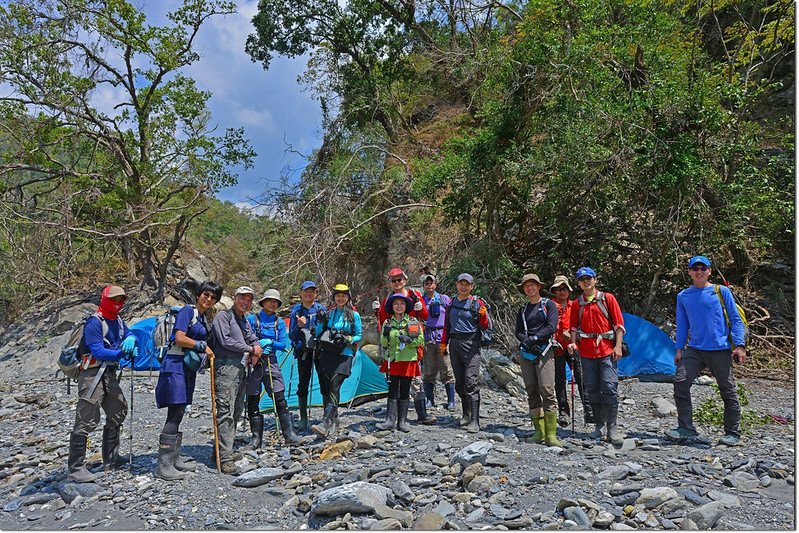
[121,335,137,355]
[478,306,487,317]
[414,301,423,312]
[372,300,381,311]
[439,344,447,355]
[259,338,273,349]
[398,334,412,344]
[382,323,392,337]
[193,340,208,353]
[317,308,328,322]
[132,347,138,360]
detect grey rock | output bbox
[661,518,677,529]
[680,518,699,530]
[679,489,709,506]
[3,499,23,512]
[563,506,592,527]
[610,483,644,496]
[310,482,391,516]
[618,439,636,452]
[373,504,413,527]
[594,511,616,528]
[387,479,414,502]
[413,511,445,530]
[596,466,630,481]
[462,463,485,486]
[467,475,495,494]
[232,467,286,488]
[490,504,509,519]
[686,501,725,529]
[556,497,580,511]
[724,471,760,492]
[651,397,677,417]
[465,507,486,523]
[497,517,534,529]
[610,523,636,530]
[636,487,679,509]
[57,481,100,504]
[433,500,456,517]
[450,441,493,468]
[706,490,741,508]
[613,492,640,506]
[370,518,401,530]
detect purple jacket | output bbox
[422,292,451,343]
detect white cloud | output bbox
[232,105,275,130]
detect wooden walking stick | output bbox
[209,354,221,474]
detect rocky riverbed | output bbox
[0,364,794,530]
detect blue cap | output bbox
[575,267,597,279]
[300,280,318,290]
[456,273,474,284]
[688,256,711,268]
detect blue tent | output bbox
[127,316,161,371]
[258,348,388,413]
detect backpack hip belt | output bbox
[577,330,616,346]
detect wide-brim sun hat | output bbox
[386,293,414,312]
[518,273,543,294]
[258,288,283,307]
[550,275,573,292]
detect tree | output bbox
[0,0,255,300]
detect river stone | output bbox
[563,506,592,527]
[651,397,677,417]
[636,487,679,509]
[3,499,23,512]
[373,504,413,527]
[310,482,391,516]
[497,517,534,529]
[596,466,630,480]
[450,441,493,468]
[724,471,760,492]
[434,500,456,517]
[370,518,401,530]
[232,467,286,488]
[467,475,495,494]
[387,479,414,502]
[686,501,725,529]
[57,481,100,504]
[355,435,378,449]
[462,463,485,486]
[594,510,616,528]
[706,490,741,508]
[413,511,445,530]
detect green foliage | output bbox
[694,382,769,433]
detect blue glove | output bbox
[121,335,137,355]
[193,340,208,353]
[259,338,273,349]
[132,347,138,360]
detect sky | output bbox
[142,0,323,211]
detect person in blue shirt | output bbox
[288,280,326,430]
[246,289,312,448]
[154,281,221,481]
[667,256,747,446]
[311,283,363,439]
[68,285,138,483]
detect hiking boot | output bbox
[423,382,436,409]
[377,399,398,431]
[664,427,700,443]
[459,396,471,426]
[297,397,309,431]
[465,400,480,433]
[589,404,605,440]
[174,432,196,472]
[544,411,563,447]
[445,383,456,411]
[414,398,437,425]
[397,400,411,433]
[220,460,239,475]
[67,433,97,483]
[312,404,337,439]
[528,415,545,444]
[101,426,129,470]
[606,404,624,446]
[718,433,741,446]
[277,402,313,446]
[155,433,186,481]
[557,412,570,428]
[246,414,264,450]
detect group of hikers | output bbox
[64,255,747,483]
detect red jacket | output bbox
[377,288,428,328]
[554,299,573,356]
[568,291,625,358]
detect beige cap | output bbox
[258,288,283,307]
[106,285,126,298]
[518,274,543,294]
[550,275,573,292]
[234,286,255,297]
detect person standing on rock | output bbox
[68,285,138,483]
[374,268,437,426]
[550,275,592,428]
[154,281,221,481]
[440,273,491,433]
[667,255,746,446]
[311,284,362,439]
[210,286,264,474]
[288,280,326,430]
[567,267,626,445]
[245,289,312,449]
[515,274,561,446]
[377,294,425,432]
[420,273,456,411]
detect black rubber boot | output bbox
[174,432,196,472]
[466,400,480,433]
[155,433,186,481]
[459,395,472,426]
[583,401,595,424]
[377,399,398,431]
[329,405,340,436]
[247,414,264,450]
[397,400,411,433]
[276,400,313,446]
[102,426,129,470]
[297,397,309,430]
[414,398,437,425]
[606,403,624,445]
[445,383,456,410]
[311,404,336,438]
[67,433,97,483]
[589,404,605,439]
[423,381,435,408]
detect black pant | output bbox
[296,348,315,400]
[388,376,412,401]
[316,370,346,407]
[554,354,587,415]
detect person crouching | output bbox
[377,294,425,432]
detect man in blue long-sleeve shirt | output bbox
[667,256,746,446]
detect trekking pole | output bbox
[570,356,575,437]
[209,354,221,474]
[287,348,296,400]
[266,354,281,440]
[129,355,134,472]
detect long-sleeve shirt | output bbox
[441,295,490,346]
[554,299,573,356]
[422,292,451,344]
[568,291,625,359]
[676,284,745,351]
[211,309,258,360]
[288,302,326,350]
[380,315,425,377]
[377,288,428,327]
[314,307,363,357]
[514,298,559,345]
[246,311,288,353]
[85,315,130,363]
[169,305,207,344]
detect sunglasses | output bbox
[390,278,405,283]
[553,286,569,292]
[690,265,709,271]
[201,291,218,301]
[577,276,592,282]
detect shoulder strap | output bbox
[714,284,731,328]
[577,292,612,331]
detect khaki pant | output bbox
[214,358,247,462]
[518,352,557,417]
[422,343,455,385]
[72,366,128,436]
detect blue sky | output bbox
[143,0,323,210]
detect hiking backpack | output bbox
[154,305,199,362]
[714,284,750,346]
[57,312,123,380]
[576,292,630,357]
[450,295,494,347]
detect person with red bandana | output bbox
[67,285,138,483]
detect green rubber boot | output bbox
[529,415,545,444]
[544,411,563,447]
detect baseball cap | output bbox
[420,273,436,284]
[688,256,711,268]
[575,267,597,279]
[456,273,474,284]
[106,285,126,298]
[387,268,408,279]
[300,280,318,290]
[234,286,255,297]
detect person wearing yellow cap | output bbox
[311,284,362,439]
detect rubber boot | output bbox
[557,411,570,428]
[155,433,186,481]
[247,414,264,450]
[606,404,625,445]
[276,400,313,446]
[583,401,595,424]
[423,381,435,409]
[589,404,605,439]
[312,404,336,438]
[544,411,563,446]
[377,399,398,431]
[174,432,196,472]
[297,397,309,431]
[397,400,411,433]
[530,415,545,444]
[415,398,438,425]
[67,433,97,483]
[101,426,129,470]
[445,383,456,410]
[459,395,471,426]
[466,400,480,433]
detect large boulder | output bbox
[484,351,526,398]
[310,482,392,516]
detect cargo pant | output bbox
[214,358,247,462]
[449,334,481,403]
[72,365,127,436]
[518,351,557,417]
[581,355,618,406]
[422,342,455,385]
